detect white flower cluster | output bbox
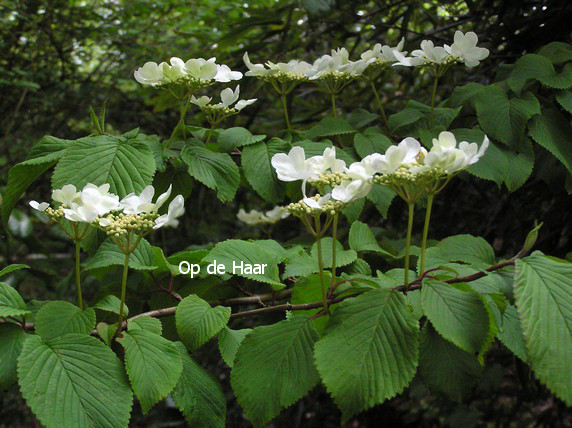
[30,183,185,232]
[236,206,290,225]
[134,57,242,87]
[393,31,489,68]
[271,132,489,209]
[191,85,256,114]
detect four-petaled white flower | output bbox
[215,64,243,82]
[190,95,212,108]
[393,40,449,67]
[371,137,422,173]
[194,86,257,112]
[271,147,319,182]
[184,57,219,80]
[237,206,290,225]
[120,185,172,215]
[79,183,121,216]
[445,31,490,68]
[134,62,164,86]
[52,184,80,206]
[332,180,371,203]
[361,38,407,64]
[243,52,270,77]
[308,147,346,176]
[303,193,331,209]
[29,201,49,212]
[154,195,185,229]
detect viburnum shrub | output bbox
[1,32,571,427]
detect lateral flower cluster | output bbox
[191,85,257,119]
[236,206,290,225]
[30,183,185,234]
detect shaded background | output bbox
[1,0,572,426]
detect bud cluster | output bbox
[262,73,308,84]
[44,206,65,221]
[317,71,356,83]
[100,212,159,237]
[310,172,346,189]
[287,196,345,217]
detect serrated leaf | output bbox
[18,334,133,428]
[0,323,27,389]
[83,238,157,271]
[241,139,289,203]
[556,90,572,115]
[231,317,319,426]
[94,295,128,316]
[311,237,357,268]
[217,127,266,152]
[176,295,231,350]
[304,117,356,139]
[388,108,425,132]
[529,109,572,175]
[118,329,182,413]
[34,301,95,341]
[283,252,319,278]
[353,131,392,158]
[128,317,162,335]
[218,326,252,367]
[514,253,572,405]
[181,144,239,202]
[0,282,30,318]
[366,184,395,217]
[349,221,387,254]
[508,54,572,92]
[172,342,226,428]
[314,289,419,421]
[421,281,489,353]
[52,135,156,197]
[497,305,527,362]
[419,322,482,401]
[420,234,495,272]
[501,137,535,191]
[0,264,30,278]
[538,41,572,64]
[348,109,379,128]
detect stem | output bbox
[330,91,337,117]
[330,213,339,293]
[116,250,130,336]
[74,241,83,310]
[419,194,434,276]
[165,98,190,149]
[430,73,439,127]
[404,203,415,287]
[314,215,329,313]
[280,93,291,130]
[370,80,388,130]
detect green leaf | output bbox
[538,42,572,64]
[52,135,156,197]
[446,82,485,108]
[0,264,30,278]
[94,295,128,316]
[0,282,30,318]
[241,139,289,203]
[421,234,495,271]
[290,273,331,333]
[283,252,319,278]
[556,90,572,115]
[508,54,572,92]
[217,127,266,152]
[311,237,357,268]
[353,130,392,158]
[0,323,27,389]
[34,301,95,341]
[18,334,133,428]
[231,317,320,426]
[304,117,356,139]
[118,329,183,413]
[181,144,239,203]
[529,109,572,174]
[1,136,70,227]
[475,85,540,145]
[218,326,252,367]
[407,100,462,129]
[366,184,395,217]
[172,342,226,428]
[203,239,283,287]
[514,253,572,405]
[128,317,162,335]
[83,238,157,271]
[421,281,489,353]
[292,140,356,164]
[176,295,231,350]
[348,109,379,128]
[349,221,386,254]
[501,138,535,191]
[419,322,482,401]
[388,108,425,132]
[497,305,527,362]
[314,289,419,421]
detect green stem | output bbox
[116,250,130,336]
[280,93,291,130]
[206,121,215,145]
[430,73,439,127]
[404,203,415,287]
[330,213,339,292]
[314,215,329,313]
[370,80,388,130]
[74,241,83,310]
[330,91,337,117]
[419,194,434,276]
[165,98,190,149]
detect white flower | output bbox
[98,217,113,227]
[63,202,100,223]
[79,183,120,216]
[243,52,270,77]
[264,206,290,223]
[267,59,312,77]
[459,136,489,165]
[271,147,318,182]
[237,206,290,225]
[154,195,185,229]
[345,157,378,181]
[190,95,212,108]
[303,193,331,209]
[215,64,243,82]
[307,147,346,176]
[120,185,172,215]
[237,209,265,225]
[216,86,241,108]
[184,57,218,80]
[371,137,422,173]
[444,31,489,68]
[161,57,187,81]
[332,180,371,203]
[51,184,80,206]
[29,201,49,212]
[393,40,449,67]
[308,48,367,80]
[362,38,407,63]
[235,99,257,111]
[134,62,164,86]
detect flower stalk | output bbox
[419,194,434,275]
[404,202,415,287]
[314,215,329,314]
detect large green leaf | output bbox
[118,329,183,413]
[497,305,527,362]
[304,117,356,139]
[94,295,128,316]
[514,253,572,405]
[1,135,70,227]
[181,144,239,203]
[529,109,572,174]
[0,282,30,318]
[348,221,390,255]
[508,54,572,93]
[231,317,320,426]
[0,264,30,278]
[421,281,489,353]
[419,322,482,401]
[18,334,133,428]
[353,130,392,158]
[0,323,27,389]
[83,238,157,271]
[314,289,419,421]
[500,138,535,191]
[241,139,289,203]
[218,326,252,367]
[311,237,357,268]
[34,301,95,341]
[52,135,156,197]
[421,234,495,272]
[366,184,395,217]
[172,342,226,428]
[217,127,266,152]
[176,295,231,350]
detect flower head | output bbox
[154,195,185,229]
[393,40,449,67]
[444,31,489,67]
[271,147,318,182]
[120,185,172,215]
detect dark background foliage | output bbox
[1,0,571,426]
